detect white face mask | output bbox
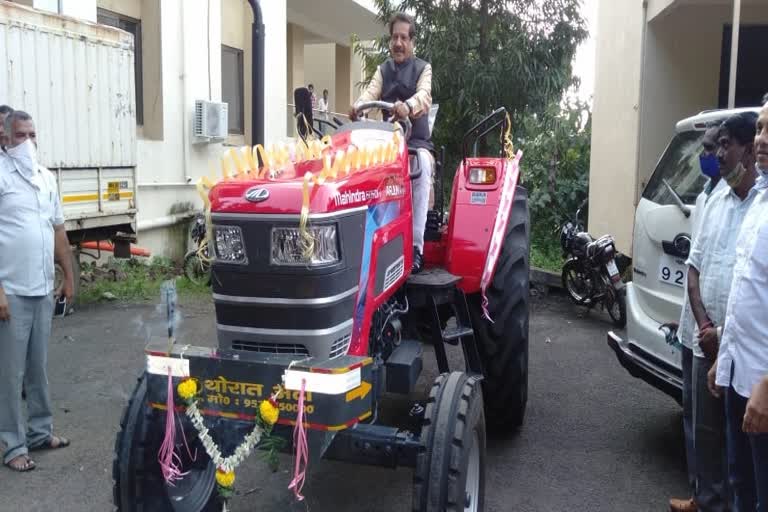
[5,138,38,175]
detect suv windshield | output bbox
[642,131,709,206]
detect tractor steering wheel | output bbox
[353,101,413,142]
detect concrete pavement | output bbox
[0,293,687,511]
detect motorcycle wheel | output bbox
[561,259,592,305]
[183,250,211,286]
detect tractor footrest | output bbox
[143,338,373,432]
[324,423,421,469]
[407,268,461,307]
[407,268,461,288]
[442,326,474,345]
[385,339,423,394]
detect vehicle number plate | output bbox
[107,181,121,201]
[606,260,619,276]
[658,254,686,288]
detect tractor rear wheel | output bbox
[467,186,530,434]
[113,374,221,512]
[413,372,486,512]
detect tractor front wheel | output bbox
[113,374,222,512]
[413,372,486,512]
[467,186,530,434]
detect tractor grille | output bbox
[231,341,310,356]
[328,334,352,359]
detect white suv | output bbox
[607,107,760,402]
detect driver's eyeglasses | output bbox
[390,34,410,44]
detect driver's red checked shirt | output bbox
[354,62,432,118]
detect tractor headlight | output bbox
[468,167,497,185]
[271,225,339,266]
[213,225,248,264]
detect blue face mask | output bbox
[699,153,720,178]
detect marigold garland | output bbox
[174,378,281,503]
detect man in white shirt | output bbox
[708,101,768,511]
[318,89,330,117]
[0,111,74,472]
[740,97,768,437]
[684,112,759,512]
[670,126,727,512]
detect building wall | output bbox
[638,4,768,192]
[304,43,336,109]
[587,0,646,254]
[11,0,363,260]
[590,0,768,256]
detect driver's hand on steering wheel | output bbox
[348,106,361,121]
[393,101,410,120]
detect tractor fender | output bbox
[444,154,522,294]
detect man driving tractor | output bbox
[350,12,433,274]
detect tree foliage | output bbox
[353,0,591,238]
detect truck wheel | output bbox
[413,372,486,512]
[54,247,80,310]
[467,186,530,433]
[113,374,222,512]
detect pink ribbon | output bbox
[480,152,522,321]
[288,378,309,501]
[158,368,194,484]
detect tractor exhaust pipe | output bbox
[247,0,265,148]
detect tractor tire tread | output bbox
[468,186,530,434]
[412,372,486,512]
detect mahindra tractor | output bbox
[113,103,530,512]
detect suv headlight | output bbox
[214,225,248,264]
[271,225,339,266]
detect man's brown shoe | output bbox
[669,497,697,512]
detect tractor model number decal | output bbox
[384,176,405,199]
[333,189,381,207]
[470,191,487,205]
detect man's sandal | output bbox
[29,435,70,451]
[5,455,36,472]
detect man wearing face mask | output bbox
[0,110,74,473]
[670,126,729,512]
[680,112,759,512]
[349,12,433,274]
[707,99,768,511]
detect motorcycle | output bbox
[183,213,212,286]
[559,200,626,328]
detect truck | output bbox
[0,0,138,300]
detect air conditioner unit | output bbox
[193,100,228,142]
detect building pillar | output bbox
[287,23,305,112]
[259,0,287,142]
[334,44,351,114]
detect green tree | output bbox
[354,0,588,167]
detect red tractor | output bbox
[113,103,530,511]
